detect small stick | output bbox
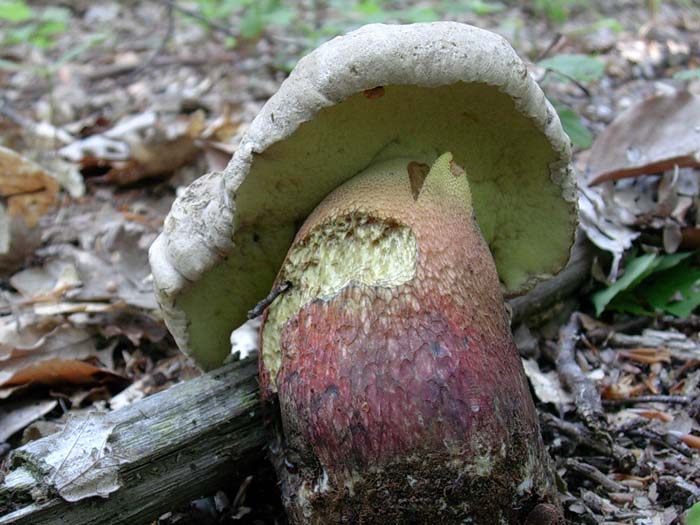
[158,0,238,39]
[629,428,693,458]
[564,458,627,493]
[556,312,606,429]
[540,413,635,471]
[603,395,690,407]
[124,1,176,83]
[247,281,291,319]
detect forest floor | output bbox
[1,1,700,524]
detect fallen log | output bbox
[0,358,266,525]
[0,237,592,525]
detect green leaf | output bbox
[687,502,700,525]
[356,0,382,16]
[264,5,295,27]
[533,0,573,23]
[239,6,264,39]
[395,6,439,23]
[539,53,605,83]
[463,0,506,15]
[0,1,32,21]
[593,252,699,317]
[592,17,623,33]
[592,253,659,316]
[674,68,700,81]
[35,19,66,38]
[554,103,592,149]
[642,260,700,317]
[607,292,654,316]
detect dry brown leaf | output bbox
[669,431,700,449]
[601,374,649,400]
[6,358,120,386]
[0,147,60,274]
[0,316,121,391]
[0,398,57,441]
[100,135,200,186]
[634,409,674,423]
[0,146,59,228]
[680,227,700,249]
[618,347,672,364]
[61,111,203,186]
[588,92,700,185]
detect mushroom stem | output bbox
[260,153,557,523]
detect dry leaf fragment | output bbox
[668,431,700,449]
[587,92,700,185]
[618,347,673,364]
[0,146,59,228]
[0,316,122,390]
[0,398,58,441]
[0,146,60,274]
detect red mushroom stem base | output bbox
[260,153,560,523]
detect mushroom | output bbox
[150,22,576,523]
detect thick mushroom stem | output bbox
[260,153,557,523]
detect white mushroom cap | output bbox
[149,22,577,369]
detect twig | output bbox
[536,33,565,61]
[603,395,690,407]
[628,428,693,458]
[564,458,627,493]
[556,312,606,429]
[540,413,635,471]
[248,281,291,319]
[124,1,176,83]
[158,0,238,39]
[87,53,238,81]
[541,69,592,97]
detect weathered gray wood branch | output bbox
[0,236,592,525]
[0,358,267,525]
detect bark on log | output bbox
[0,358,266,525]
[0,236,592,525]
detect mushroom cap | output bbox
[149,22,577,370]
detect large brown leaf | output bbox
[587,92,700,186]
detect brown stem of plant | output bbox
[603,394,690,407]
[563,458,627,493]
[556,312,606,430]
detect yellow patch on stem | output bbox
[262,215,417,388]
[261,152,473,389]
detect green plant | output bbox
[191,0,295,42]
[688,501,700,525]
[539,53,605,83]
[553,102,592,149]
[591,251,700,317]
[536,53,605,149]
[533,0,577,23]
[0,2,69,49]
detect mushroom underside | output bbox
[177,82,575,369]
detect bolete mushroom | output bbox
[150,22,576,523]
